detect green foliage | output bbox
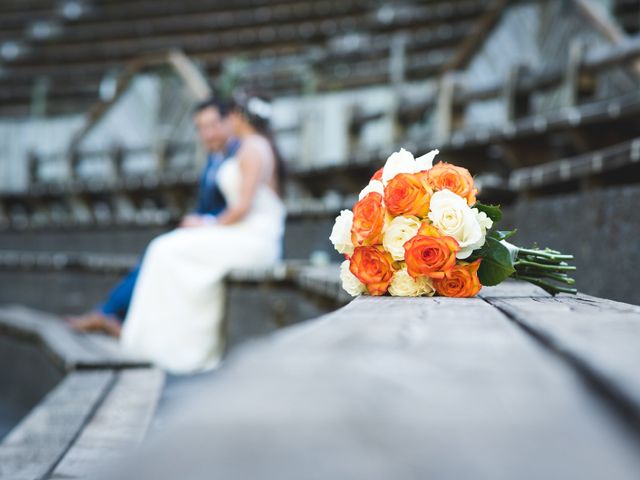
[488,229,517,241]
[474,237,516,286]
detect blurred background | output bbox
[0,0,639,309]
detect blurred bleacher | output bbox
[0,0,490,115]
[0,0,639,314]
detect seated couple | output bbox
[68,93,286,374]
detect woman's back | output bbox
[217,134,284,222]
[242,134,279,194]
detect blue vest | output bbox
[194,139,240,216]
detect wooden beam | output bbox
[434,72,464,144]
[66,50,209,157]
[167,49,212,101]
[397,35,640,123]
[563,39,596,107]
[571,0,640,77]
[504,64,532,122]
[439,0,510,73]
[508,137,640,191]
[572,0,628,43]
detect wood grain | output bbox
[100,296,640,480]
[484,292,640,416]
[0,371,113,479]
[50,369,164,479]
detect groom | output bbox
[68,98,239,335]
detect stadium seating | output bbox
[1,0,639,319]
[0,0,489,115]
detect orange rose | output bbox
[351,192,386,246]
[371,167,383,181]
[403,234,460,279]
[427,162,477,205]
[384,171,432,217]
[434,259,482,297]
[349,246,395,296]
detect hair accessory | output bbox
[246,96,272,120]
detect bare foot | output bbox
[65,311,122,338]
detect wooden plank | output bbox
[483,292,640,417]
[572,0,633,48]
[0,305,149,370]
[50,369,164,479]
[508,137,640,191]
[479,279,552,298]
[0,371,114,480]
[101,297,640,479]
[296,264,351,304]
[0,305,99,370]
[0,251,138,274]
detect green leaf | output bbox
[488,229,517,241]
[476,237,515,286]
[474,202,503,223]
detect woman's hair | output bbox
[229,90,286,194]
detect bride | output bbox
[120,92,286,373]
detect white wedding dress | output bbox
[120,154,286,373]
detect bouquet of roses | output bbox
[330,148,576,298]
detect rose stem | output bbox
[513,274,578,295]
[517,248,574,260]
[515,259,577,271]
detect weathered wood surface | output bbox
[0,306,164,480]
[0,371,114,480]
[0,368,164,480]
[0,335,64,440]
[0,305,164,479]
[224,263,348,349]
[0,305,149,370]
[482,291,640,418]
[100,282,640,480]
[50,369,164,480]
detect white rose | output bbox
[382,148,416,185]
[428,189,485,259]
[473,208,493,235]
[415,149,439,172]
[382,215,421,261]
[358,179,384,200]
[329,209,354,255]
[388,266,435,297]
[340,260,366,296]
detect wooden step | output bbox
[0,302,164,478]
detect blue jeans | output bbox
[97,263,140,322]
